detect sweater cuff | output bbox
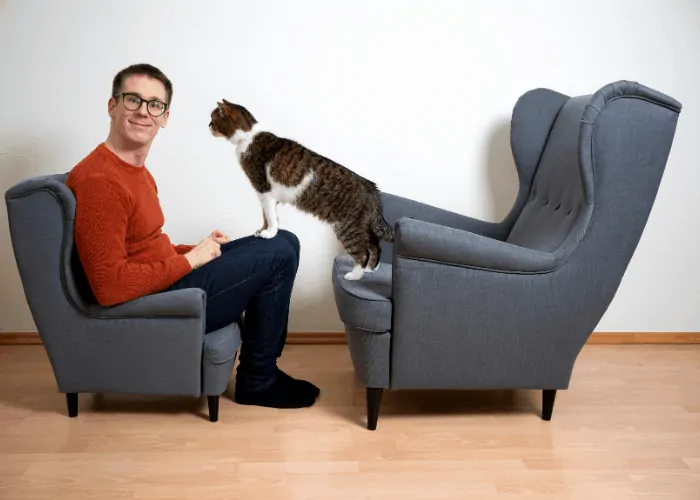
[173,244,195,255]
[173,254,193,277]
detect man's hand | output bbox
[184,237,222,269]
[208,229,230,244]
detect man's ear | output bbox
[160,108,170,128]
[107,96,117,117]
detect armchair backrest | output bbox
[5,174,96,338]
[506,81,681,268]
[506,94,592,253]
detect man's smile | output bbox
[128,120,151,129]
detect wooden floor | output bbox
[0,344,698,499]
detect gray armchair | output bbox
[332,80,682,430]
[5,174,241,422]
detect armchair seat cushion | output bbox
[204,322,242,365]
[332,255,393,333]
[202,321,242,396]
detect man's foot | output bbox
[234,372,319,409]
[276,367,320,399]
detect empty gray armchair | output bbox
[332,80,682,430]
[5,174,241,421]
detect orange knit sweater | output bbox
[67,143,194,306]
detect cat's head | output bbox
[209,99,258,144]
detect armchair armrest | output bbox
[382,192,509,241]
[394,217,559,273]
[86,288,206,319]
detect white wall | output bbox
[1,0,699,334]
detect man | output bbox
[66,63,319,409]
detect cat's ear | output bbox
[222,98,235,107]
[217,100,228,114]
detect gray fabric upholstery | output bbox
[332,81,682,401]
[379,192,511,265]
[345,326,391,389]
[506,96,591,252]
[332,255,392,332]
[202,322,241,395]
[510,88,570,191]
[5,174,241,402]
[395,217,558,273]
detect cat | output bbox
[209,99,394,281]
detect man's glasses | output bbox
[115,92,168,117]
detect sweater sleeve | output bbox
[71,174,192,306]
[173,244,195,254]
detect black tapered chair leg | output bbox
[208,395,220,422]
[542,389,556,421]
[66,393,78,417]
[367,388,383,430]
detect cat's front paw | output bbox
[256,228,278,239]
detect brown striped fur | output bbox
[209,99,393,280]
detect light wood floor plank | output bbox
[0,344,698,499]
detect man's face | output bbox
[108,75,170,146]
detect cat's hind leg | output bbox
[334,222,369,280]
[344,259,365,281]
[344,246,368,281]
[364,233,381,274]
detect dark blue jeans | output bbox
[166,230,300,391]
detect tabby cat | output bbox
[209,99,394,280]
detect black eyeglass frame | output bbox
[114,92,169,117]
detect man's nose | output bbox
[135,101,149,115]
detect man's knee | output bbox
[277,229,300,260]
[266,230,298,273]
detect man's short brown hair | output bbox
[111,63,173,105]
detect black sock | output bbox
[275,367,320,399]
[234,371,319,409]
